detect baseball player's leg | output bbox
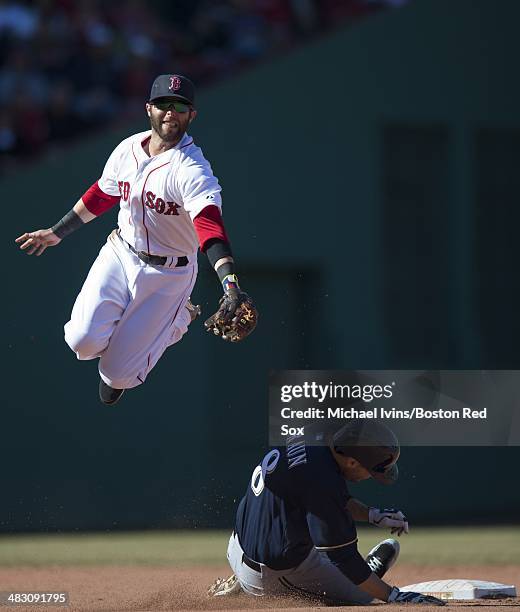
[226,532,264,596]
[278,548,373,605]
[226,533,376,604]
[98,262,197,390]
[64,237,129,360]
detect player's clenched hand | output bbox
[388,587,445,606]
[15,229,62,256]
[369,507,409,536]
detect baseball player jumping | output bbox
[16,74,257,405]
[209,419,445,606]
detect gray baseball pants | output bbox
[226,531,373,604]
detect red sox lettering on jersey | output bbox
[117,182,180,216]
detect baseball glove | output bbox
[204,291,258,342]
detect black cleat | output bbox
[365,538,400,578]
[99,379,125,405]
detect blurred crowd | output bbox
[0,0,408,169]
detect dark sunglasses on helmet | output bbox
[153,100,191,113]
[371,456,396,473]
[334,447,396,474]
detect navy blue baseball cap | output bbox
[149,74,195,105]
[333,419,400,485]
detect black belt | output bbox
[242,553,261,573]
[117,230,188,267]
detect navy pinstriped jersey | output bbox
[235,435,358,570]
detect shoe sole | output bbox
[99,380,125,405]
[100,390,125,405]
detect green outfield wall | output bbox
[4,0,520,531]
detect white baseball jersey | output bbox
[98,130,223,257]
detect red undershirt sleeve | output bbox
[193,205,230,251]
[82,180,121,216]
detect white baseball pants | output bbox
[226,531,373,605]
[64,230,197,389]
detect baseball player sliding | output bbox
[209,420,445,606]
[16,74,257,405]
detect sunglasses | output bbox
[371,455,395,474]
[153,100,191,113]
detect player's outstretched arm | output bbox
[358,574,445,606]
[15,199,97,256]
[192,206,258,342]
[321,544,444,606]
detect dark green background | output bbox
[4,0,520,531]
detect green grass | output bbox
[0,531,228,566]
[0,527,518,567]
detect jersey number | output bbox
[250,449,280,497]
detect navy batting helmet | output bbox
[332,419,400,485]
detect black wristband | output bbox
[205,238,237,283]
[205,238,233,267]
[51,209,84,239]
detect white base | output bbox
[400,579,516,601]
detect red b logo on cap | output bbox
[169,76,181,91]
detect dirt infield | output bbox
[0,565,517,611]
